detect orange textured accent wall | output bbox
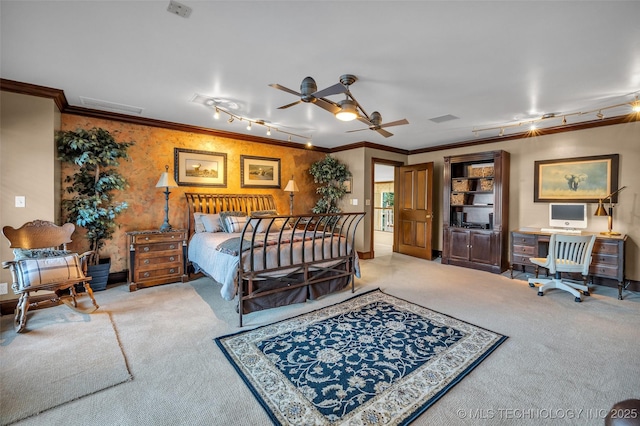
[61,115,326,273]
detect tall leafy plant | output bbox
[56,127,134,265]
[309,155,351,214]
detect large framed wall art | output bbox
[534,154,619,203]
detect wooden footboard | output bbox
[184,193,365,326]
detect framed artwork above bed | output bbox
[240,155,281,188]
[174,148,227,187]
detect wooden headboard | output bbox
[184,193,277,237]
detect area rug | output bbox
[0,307,132,425]
[215,289,507,425]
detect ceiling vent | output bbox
[167,0,192,18]
[79,96,144,114]
[429,114,459,124]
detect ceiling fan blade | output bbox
[315,98,340,114]
[379,118,409,128]
[269,83,301,97]
[278,100,302,109]
[376,128,394,138]
[345,128,368,133]
[312,83,346,98]
[356,116,373,126]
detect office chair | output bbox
[528,233,596,302]
[2,220,99,332]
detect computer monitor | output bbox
[548,203,588,229]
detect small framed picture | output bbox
[344,177,352,193]
[241,155,281,188]
[174,148,227,187]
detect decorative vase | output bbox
[87,258,111,291]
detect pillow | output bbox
[195,213,223,233]
[250,210,292,232]
[250,217,291,233]
[14,254,84,290]
[13,248,71,259]
[225,215,250,233]
[219,211,247,232]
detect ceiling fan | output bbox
[348,111,409,138]
[269,76,346,114]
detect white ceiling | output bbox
[2,1,639,151]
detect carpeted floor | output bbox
[1,252,639,425]
[0,307,132,425]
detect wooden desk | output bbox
[510,228,627,299]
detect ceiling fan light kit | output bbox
[335,99,359,121]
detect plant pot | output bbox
[87,258,111,291]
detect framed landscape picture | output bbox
[241,155,281,188]
[174,148,227,187]
[534,154,619,202]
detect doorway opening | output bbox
[373,162,397,256]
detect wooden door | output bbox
[395,163,433,260]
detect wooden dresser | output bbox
[127,229,188,291]
[510,228,627,299]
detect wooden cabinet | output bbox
[442,150,510,273]
[510,229,627,299]
[127,229,188,291]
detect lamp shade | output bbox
[594,201,608,216]
[284,179,299,192]
[156,166,178,188]
[335,99,358,121]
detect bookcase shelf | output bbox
[442,150,510,273]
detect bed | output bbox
[185,193,365,326]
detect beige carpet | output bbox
[0,304,132,425]
[2,253,639,425]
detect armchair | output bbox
[2,220,99,332]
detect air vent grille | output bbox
[79,97,144,114]
[429,114,459,123]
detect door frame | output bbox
[370,157,405,258]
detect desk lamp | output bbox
[594,186,627,236]
[156,165,178,231]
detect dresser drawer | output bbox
[136,254,182,269]
[132,231,186,244]
[135,265,183,282]
[136,241,181,254]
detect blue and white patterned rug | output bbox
[215,289,507,425]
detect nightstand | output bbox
[127,229,187,291]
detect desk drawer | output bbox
[593,241,619,255]
[513,245,535,256]
[512,254,533,265]
[512,234,536,246]
[591,253,617,265]
[590,264,618,279]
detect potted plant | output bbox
[56,127,134,291]
[309,154,351,214]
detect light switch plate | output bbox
[15,196,26,208]
[0,282,8,295]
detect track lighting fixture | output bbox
[198,99,310,143]
[472,93,640,137]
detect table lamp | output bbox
[594,185,627,236]
[156,165,178,231]
[284,176,299,215]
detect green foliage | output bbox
[308,155,351,214]
[56,127,134,264]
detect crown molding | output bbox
[3,79,636,156]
